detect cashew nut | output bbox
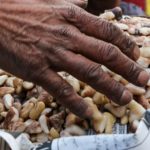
[20,102,34,119]
[0,75,8,86]
[49,127,60,139]
[127,100,146,123]
[93,92,109,105]
[23,81,34,90]
[3,94,14,109]
[25,120,42,134]
[60,125,85,137]
[81,85,96,98]
[125,83,146,95]
[39,115,49,134]
[104,103,126,118]
[0,87,15,97]
[29,101,45,120]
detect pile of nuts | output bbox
[0,9,150,143]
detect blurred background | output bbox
[87,0,150,16]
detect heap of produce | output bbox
[0,7,150,143]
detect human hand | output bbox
[0,2,149,119]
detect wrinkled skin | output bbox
[0,0,149,119]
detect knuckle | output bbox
[85,64,101,83]
[121,35,136,54]
[67,5,77,19]
[57,84,74,98]
[56,25,72,38]
[102,21,122,42]
[102,44,119,63]
[30,64,49,83]
[126,63,138,78]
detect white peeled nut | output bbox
[3,94,14,109]
[93,92,109,105]
[81,85,96,97]
[13,78,23,94]
[114,23,129,30]
[6,77,16,87]
[99,11,115,20]
[49,127,60,139]
[41,108,52,115]
[139,27,150,35]
[83,97,104,133]
[104,103,126,118]
[110,101,120,107]
[83,97,103,122]
[125,83,146,95]
[1,111,8,117]
[29,101,45,120]
[23,81,34,90]
[143,38,150,47]
[0,75,8,86]
[3,107,19,129]
[24,119,34,127]
[137,57,150,68]
[36,133,49,143]
[0,69,6,75]
[11,107,19,122]
[127,100,146,123]
[60,125,86,137]
[121,111,129,125]
[13,102,22,112]
[39,115,49,134]
[103,112,116,134]
[140,47,150,58]
[65,113,79,127]
[0,103,4,113]
[65,75,80,92]
[65,113,88,129]
[20,102,34,119]
[93,114,107,133]
[25,120,42,134]
[121,115,129,125]
[145,68,150,75]
[112,74,123,82]
[22,97,37,107]
[128,27,138,35]
[0,87,15,97]
[8,121,26,132]
[50,102,57,108]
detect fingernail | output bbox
[120,90,132,105]
[133,45,140,60]
[138,71,150,86]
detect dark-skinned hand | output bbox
[0,0,149,120]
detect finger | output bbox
[60,6,140,61]
[51,50,132,105]
[66,0,88,8]
[33,68,93,119]
[71,33,149,86]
